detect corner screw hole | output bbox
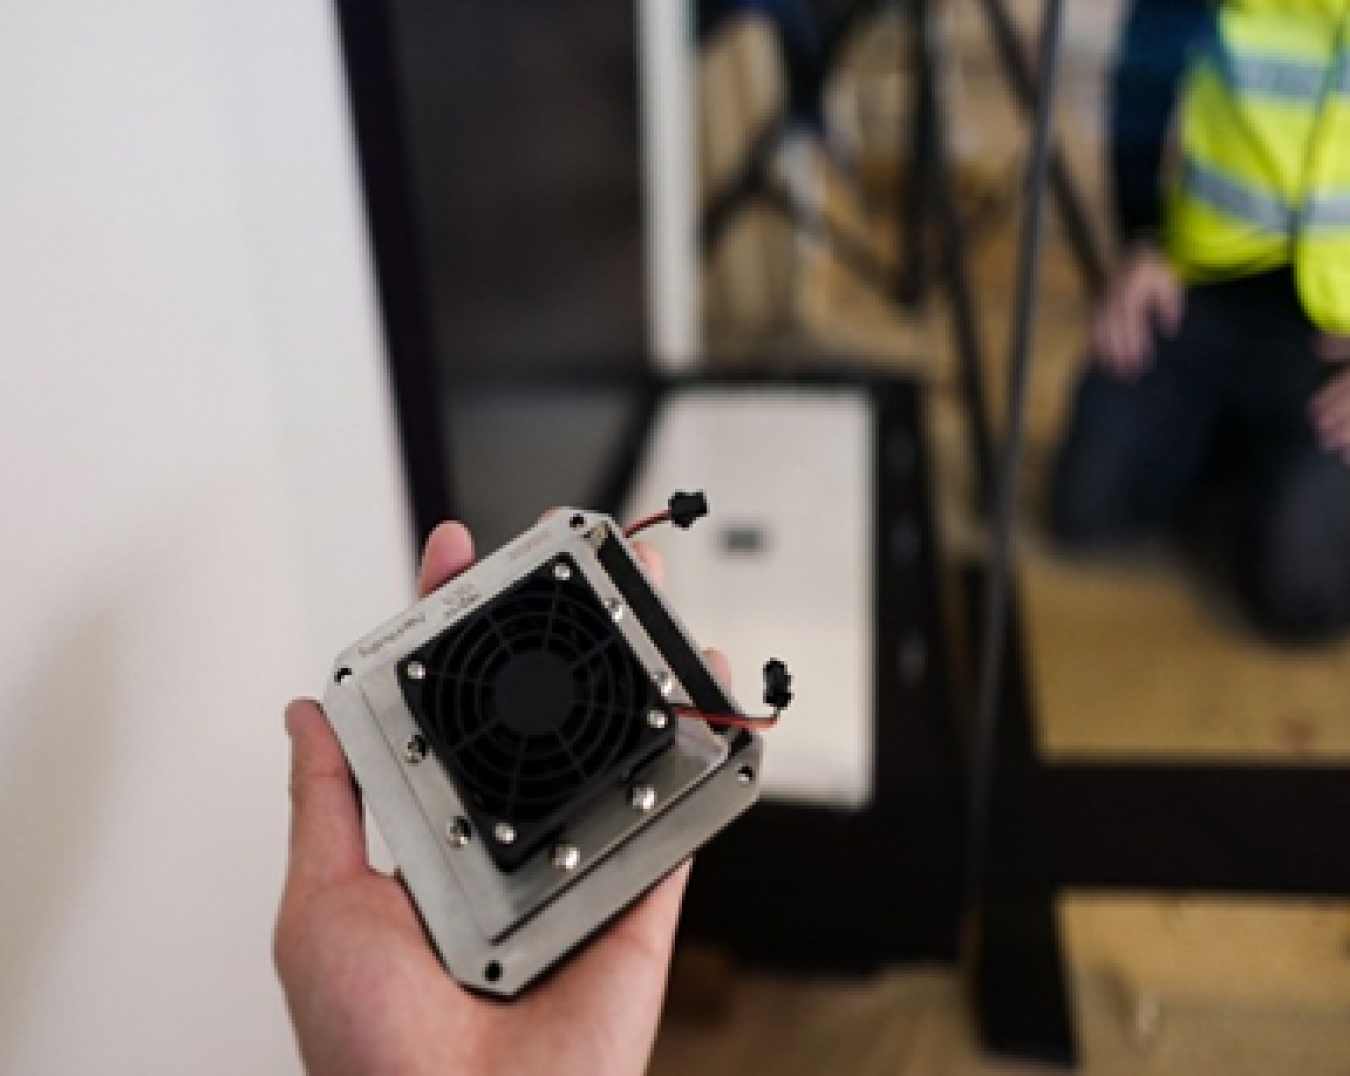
[737,766,755,785]
[485,961,503,983]
[334,667,353,685]
[570,513,586,530]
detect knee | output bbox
[1048,483,1121,551]
[1246,457,1350,642]
[1248,567,1350,642]
[1047,449,1137,552]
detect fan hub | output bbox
[493,651,575,737]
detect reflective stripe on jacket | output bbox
[1166,0,1350,333]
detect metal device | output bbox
[323,509,763,997]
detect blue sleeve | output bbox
[1109,0,1213,245]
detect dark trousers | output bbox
[1050,270,1350,641]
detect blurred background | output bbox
[3,0,1350,1072]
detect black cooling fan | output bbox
[400,559,674,870]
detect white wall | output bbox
[0,2,413,1072]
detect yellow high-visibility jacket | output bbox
[1166,0,1350,333]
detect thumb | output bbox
[282,699,368,900]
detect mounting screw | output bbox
[552,562,572,582]
[630,784,657,812]
[445,818,471,848]
[655,671,674,697]
[551,843,581,872]
[647,709,669,730]
[605,598,625,622]
[334,667,353,685]
[405,661,426,681]
[493,822,516,846]
[570,513,586,530]
[736,766,755,786]
[403,734,428,764]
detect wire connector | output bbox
[763,659,793,710]
[668,491,708,529]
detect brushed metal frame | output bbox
[324,510,762,996]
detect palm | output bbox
[274,520,695,1076]
[280,843,687,1076]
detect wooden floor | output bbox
[663,6,1350,1071]
[654,898,1350,1076]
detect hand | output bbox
[275,520,727,1076]
[1310,335,1350,463]
[1092,244,1186,381]
[1313,332,1350,364]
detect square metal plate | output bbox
[323,510,763,996]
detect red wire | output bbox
[623,510,672,539]
[676,707,781,731]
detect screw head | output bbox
[655,672,674,697]
[551,843,581,872]
[736,766,755,786]
[335,668,353,685]
[405,661,427,681]
[647,709,669,730]
[493,822,516,846]
[553,562,572,582]
[445,818,471,848]
[605,598,625,622]
[403,734,428,764]
[630,784,657,812]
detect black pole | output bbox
[966,0,1066,903]
[970,0,1106,296]
[903,0,997,500]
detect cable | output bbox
[677,707,782,731]
[677,658,793,732]
[623,510,671,538]
[624,491,709,538]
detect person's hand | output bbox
[275,520,727,1076]
[1309,334,1350,463]
[1092,243,1186,381]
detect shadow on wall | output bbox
[0,608,127,1070]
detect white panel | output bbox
[624,388,875,808]
[0,1,411,1072]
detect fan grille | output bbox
[402,559,671,870]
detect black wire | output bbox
[965,0,1067,909]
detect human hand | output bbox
[1092,244,1185,381]
[275,520,727,1076]
[1309,335,1350,463]
[1313,332,1350,364]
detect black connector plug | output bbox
[763,659,793,710]
[668,491,709,529]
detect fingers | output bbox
[1096,253,1185,383]
[282,699,367,899]
[1311,370,1350,452]
[1155,278,1186,337]
[632,541,666,589]
[1094,297,1148,382]
[1116,300,1145,374]
[630,858,693,941]
[703,647,733,689]
[418,521,475,598]
[1314,333,1350,364]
